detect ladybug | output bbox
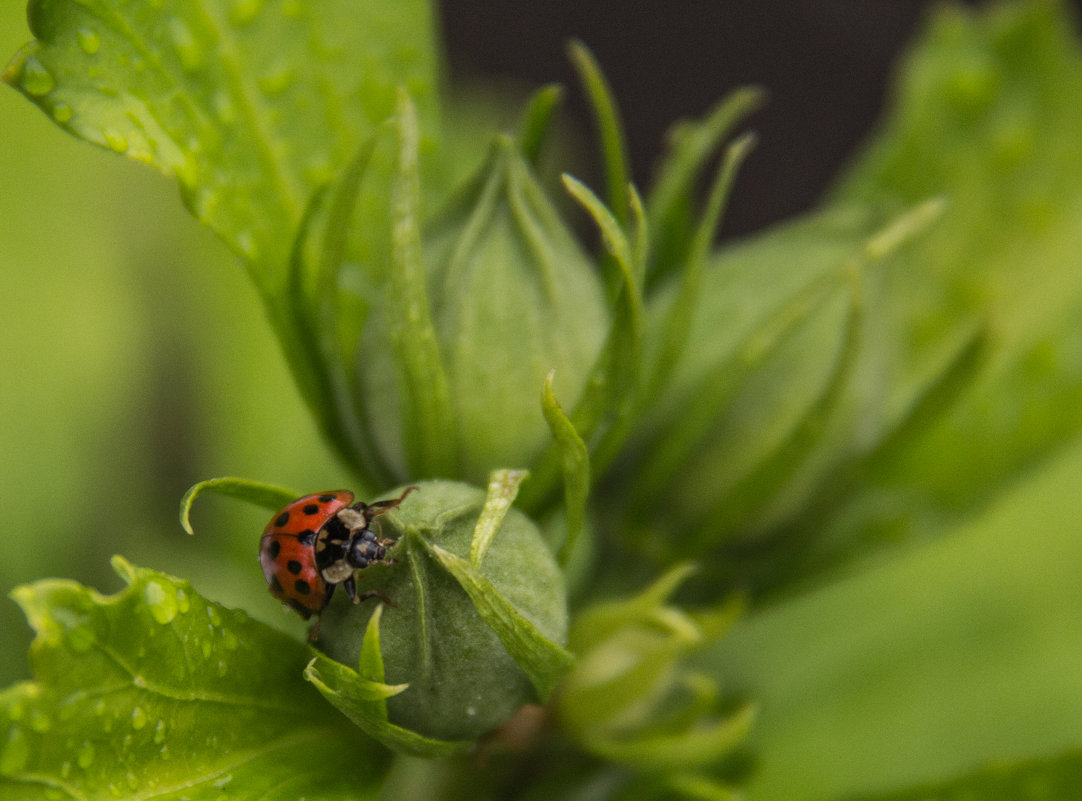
[259,486,417,621]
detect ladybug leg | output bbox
[357,589,397,608]
[307,617,323,642]
[343,574,358,604]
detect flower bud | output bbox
[357,130,609,492]
[314,479,569,742]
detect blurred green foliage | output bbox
[0,10,348,682]
[3,1,1082,800]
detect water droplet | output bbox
[76,741,95,769]
[108,782,123,798]
[77,28,101,55]
[207,606,222,627]
[66,622,95,653]
[258,64,294,95]
[103,129,129,154]
[60,761,72,779]
[29,710,51,732]
[144,580,178,624]
[229,0,264,26]
[221,630,238,651]
[93,699,107,718]
[51,102,73,123]
[216,659,228,677]
[175,588,190,614]
[153,720,166,745]
[133,675,148,689]
[465,705,477,717]
[130,707,148,730]
[201,640,213,659]
[0,727,29,776]
[126,771,139,790]
[168,18,204,72]
[20,57,55,97]
[213,774,233,788]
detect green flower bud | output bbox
[356,121,609,493]
[313,478,570,744]
[557,565,753,772]
[621,203,947,569]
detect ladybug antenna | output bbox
[357,485,419,518]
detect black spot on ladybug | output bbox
[266,540,280,560]
[270,575,284,594]
[303,504,320,516]
[319,494,336,503]
[286,560,303,575]
[299,529,317,546]
[275,511,290,527]
[294,579,311,595]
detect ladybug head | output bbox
[346,528,387,569]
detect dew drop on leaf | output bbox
[0,726,30,776]
[77,28,101,55]
[51,102,73,123]
[65,622,95,653]
[167,17,204,73]
[222,630,239,651]
[29,710,51,732]
[207,605,222,627]
[76,740,95,769]
[153,720,166,745]
[176,587,190,614]
[144,579,178,624]
[130,706,148,731]
[103,129,129,154]
[229,0,264,26]
[19,56,55,97]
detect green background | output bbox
[3,4,1081,801]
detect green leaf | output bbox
[562,174,645,450]
[304,656,469,758]
[180,476,298,535]
[645,87,765,283]
[541,371,591,566]
[304,604,467,758]
[841,749,1082,801]
[568,40,630,225]
[386,91,458,479]
[647,131,758,404]
[427,544,574,701]
[516,84,564,165]
[587,704,756,770]
[3,0,438,292]
[0,557,386,799]
[470,468,530,567]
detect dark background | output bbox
[440,1,1064,238]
